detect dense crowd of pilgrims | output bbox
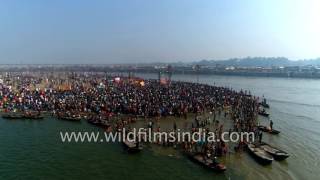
[0,72,262,158]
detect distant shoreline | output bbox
[0,65,319,79]
[121,69,320,79]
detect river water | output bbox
[0,73,319,180]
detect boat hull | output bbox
[258,126,280,134]
[184,152,227,172]
[247,144,274,165]
[260,142,290,160]
[258,112,270,117]
[122,141,142,153]
[1,113,44,119]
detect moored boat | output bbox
[57,111,81,121]
[259,98,270,108]
[99,120,111,128]
[2,112,44,120]
[259,102,270,108]
[123,140,143,153]
[260,142,290,160]
[2,113,24,119]
[23,112,44,119]
[59,116,81,121]
[88,118,101,125]
[23,115,44,119]
[258,110,270,117]
[58,116,81,121]
[185,152,227,172]
[247,143,274,165]
[258,125,280,134]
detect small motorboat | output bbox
[258,125,280,135]
[260,142,290,160]
[247,143,274,165]
[185,152,227,172]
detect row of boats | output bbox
[123,139,227,172]
[184,99,287,171]
[258,99,281,134]
[253,99,289,164]
[258,98,270,117]
[118,104,287,173]
[247,142,290,165]
[183,141,290,172]
[123,140,289,171]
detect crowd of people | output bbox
[0,72,259,120]
[0,72,263,156]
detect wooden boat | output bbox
[258,125,280,134]
[185,152,227,172]
[2,112,44,120]
[2,113,24,119]
[88,119,101,125]
[23,114,44,120]
[259,102,270,108]
[56,111,82,121]
[259,98,270,108]
[260,142,290,160]
[123,140,143,153]
[99,120,111,128]
[58,116,81,121]
[247,143,274,165]
[258,110,269,117]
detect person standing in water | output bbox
[270,120,273,130]
[258,130,263,144]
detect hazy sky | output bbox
[0,0,319,64]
